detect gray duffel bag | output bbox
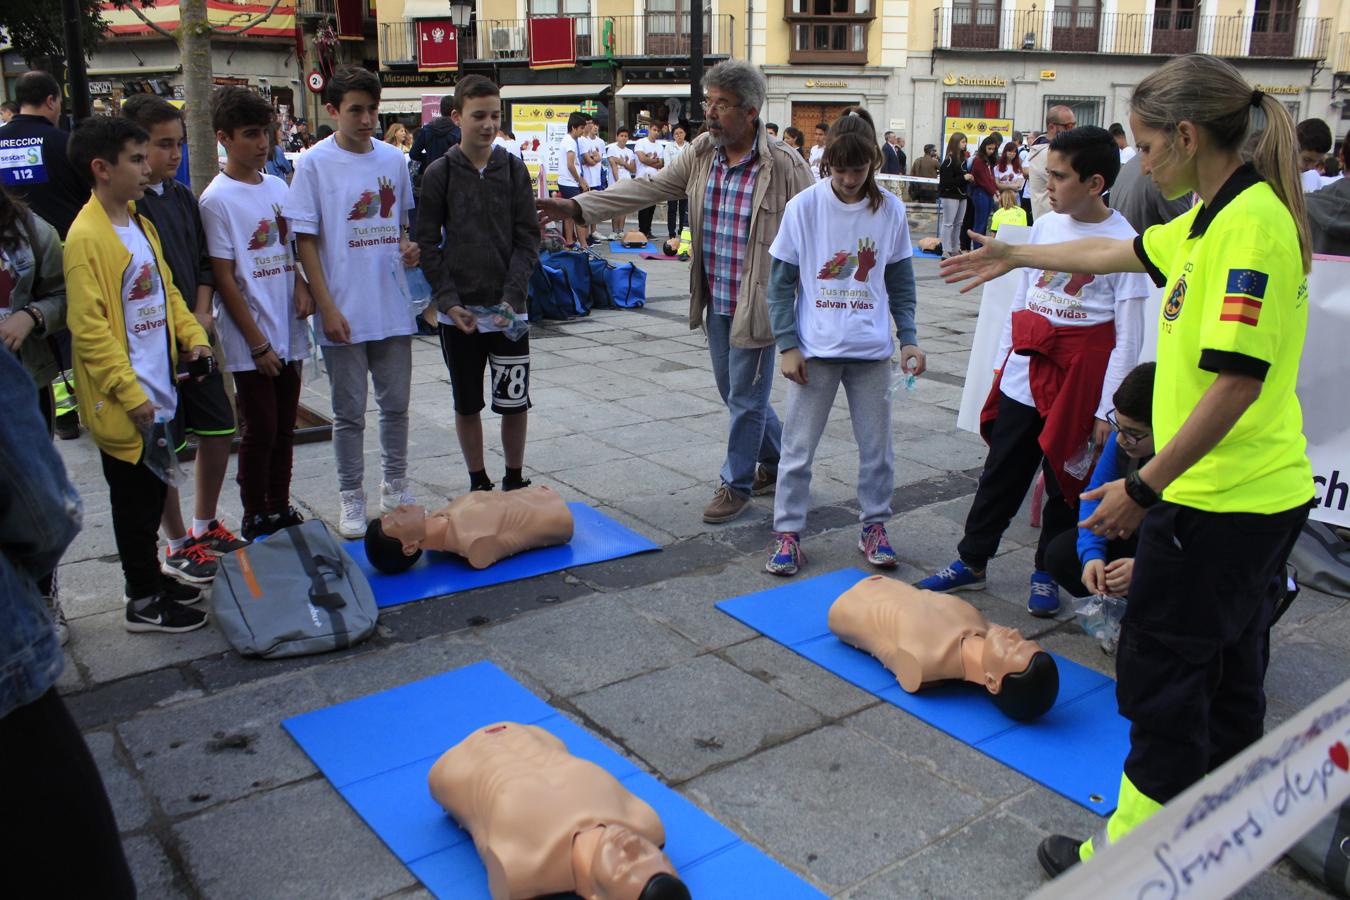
[212,520,378,658]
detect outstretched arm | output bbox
[940,235,1143,294]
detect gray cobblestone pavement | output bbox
[52,240,1343,898]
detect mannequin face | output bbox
[382,505,427,555]
[980,625,1043,693]
[588,825,672,900]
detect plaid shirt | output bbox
[701,146,761,316]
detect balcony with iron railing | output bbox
[932,8,1330,60]
[380,13,734,66]
[298,0,375,18]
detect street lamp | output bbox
[448,0,473,29]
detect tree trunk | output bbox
[180,0,216,197]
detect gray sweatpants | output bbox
[773,358,894,534]
[321,335,412,493]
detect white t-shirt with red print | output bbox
[997,209,1152,418]
[282,135,415,346]
[112,219,177,417]
[769,179,913,361]
[200,172,311,372]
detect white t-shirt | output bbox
[581,135,604,188]
[282,135,416,346]
[768,180,913,361]
[997,210,1152,418]
[1302,168,1325,193]
[605,142,634,181]
[112,220,177,418]
[634,137,662,178]
[1118,145,1137,165]
[662,141,687,171]
[993,163,1024,190]
[493,135,523,158]
[556,133,583,188]
[808,144,825,180]
[199,172,311,372]
[1321,173,1344,188]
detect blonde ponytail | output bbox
[1251,93,1312,273]
[1131,54,1311,273]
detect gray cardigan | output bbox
[6,212,66,385]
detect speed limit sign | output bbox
[307,70,326,93]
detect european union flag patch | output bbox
[1222,268,1268,326]
[1225,269,1268,298]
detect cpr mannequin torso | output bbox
[428,722,680,900]
[828,575,1058,719]
[380,486,573,570]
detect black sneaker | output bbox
[1036,835,1083,878]
[274,505,305,529]
[124,593,208,634]
[241,513,276,541]
[161,543,218,584]
[502,476,532,492]
[122,578,203,607]
[470,480,495,492]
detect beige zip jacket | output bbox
[575,124,813,348]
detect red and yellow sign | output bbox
[101,0,297,39]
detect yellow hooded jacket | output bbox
[64,196,208,464]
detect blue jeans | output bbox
[705,311,782,496]
[972,189,994,238]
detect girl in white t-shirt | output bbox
[764,110,928,576]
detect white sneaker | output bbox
[380,478,415,513]
[338,490,368,538]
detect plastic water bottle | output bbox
[1064,436,1096,480]
[885,360,917,400]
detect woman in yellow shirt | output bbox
[941,53,1313,880]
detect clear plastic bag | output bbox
[139,417,181,486]
[393,257,433,315]
[466,303,530,342]
[885,359,917,401]
[1073,593,1126,654]
[1064,436,1096,480]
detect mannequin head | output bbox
[582,826,689,900]
[364,507,425,574]
[980,626,1059,721]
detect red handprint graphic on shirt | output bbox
[854,237,877,282]
[1063,272,1095,296]
[247,218,276,250]
[128,263,158,300]
[272,203,288,243]
[378,176,396,219]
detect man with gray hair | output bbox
[1023,105,1077,221]
[539,60,813,524]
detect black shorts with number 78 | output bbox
[437,322,531,416]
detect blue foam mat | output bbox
[342,502,659,608]
[912,247,943,259]
[608,240,659,254]
[716,568,1129,815]
[283,661,826,900]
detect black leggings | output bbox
[0,689,134,897]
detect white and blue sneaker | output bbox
[1027,570,1061,617]
[915,560,986,592]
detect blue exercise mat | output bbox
[283,660,826,900]
[608,240,659,254]
[912,247,943,259]
[716,568,1130,816]
[342,502,659,609]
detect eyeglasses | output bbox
[701,99,739,116]
[1106,409,1150,446]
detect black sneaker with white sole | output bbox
[125,593,209,634]
[162,543,218,584]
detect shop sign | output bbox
[943,116,1014,152]
[1040,70,1056,80]
[1253,84,1302,95]
[213,76,249,87]
[89,81,113,95]
[804,79,849,89]
[381,71,458,88]
[943,73,1008,88]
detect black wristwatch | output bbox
[1124,469,1161,508]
